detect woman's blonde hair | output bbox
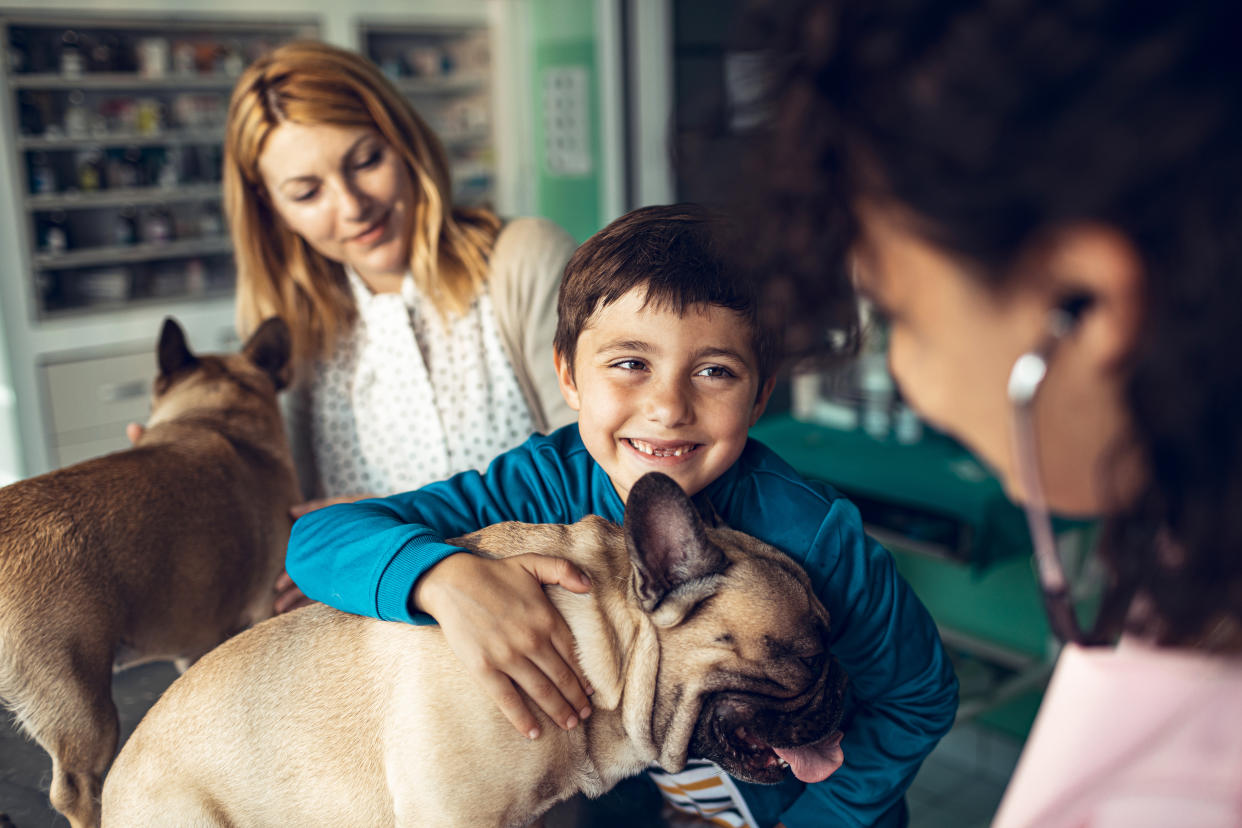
[225,40,501,373]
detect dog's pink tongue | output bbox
[774,732,844,783]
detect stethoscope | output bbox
[1006,296,1095,646]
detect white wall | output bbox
[0,331,22,485]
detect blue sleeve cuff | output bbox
[375,538,465,624]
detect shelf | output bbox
[40,285,235,323]
[9,72,239,91]
[393,75,487,97]
[32,236,232,270]
[0,11,321,476]
[18,128,224,151]
[26,183,221,211]
[441,126,492,149]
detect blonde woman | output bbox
[214,40,596,746]
[224,41,576,515]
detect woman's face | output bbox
[852,203,1141,516]
[257,121,417,289]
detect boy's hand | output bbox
[413,552,594,740]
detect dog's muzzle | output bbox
[689,656,848,784]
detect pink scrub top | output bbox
[993,639,1242,827]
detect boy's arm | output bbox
[286,440,572,623]
[779,497,959,828]
[286,439,595,740]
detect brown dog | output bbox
[102,471,847,827]
[0,317,300,828]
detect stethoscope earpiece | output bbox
[1007,292,1095,646]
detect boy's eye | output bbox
[696,365,736,379]
[610,359,647,371]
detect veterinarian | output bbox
[288,204,960,827]
[213,41,579,613]
[738,0,1242,824]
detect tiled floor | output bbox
[2,663,1024,828]
[1,661,180,828]
[907,721,1023,827]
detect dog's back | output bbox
[0,429,293,669]
[0,317,299,828]
[105,604,402,826]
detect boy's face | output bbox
[556,287,775,503]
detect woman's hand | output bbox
[413,552,594,740]
[273,570,315,614]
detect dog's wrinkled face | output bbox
[682,547,848,784]
[147,317,291,428]
[624,473,849,785]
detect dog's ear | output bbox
[625,472,728,612]
[158,317,197,377]
[243,317,293,391]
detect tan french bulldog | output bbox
[102,471,848,828]
[0,317,300,828]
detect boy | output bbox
[288,204,958,827]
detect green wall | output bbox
[529,0,605,242]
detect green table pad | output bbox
[750,414,1033,570]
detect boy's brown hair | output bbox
[554,203,780,387]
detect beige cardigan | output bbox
[486,216,578,434]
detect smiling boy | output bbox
[287,204,957,827]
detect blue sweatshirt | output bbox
[288,425,958,828]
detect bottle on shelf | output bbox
[172,41,196,77]
[59,30,84,78]
[104,147,143,189]
[75,149,104,192]
[137,37,168,79]
[135,98,163,136]
[185,258,207,295]
[8,28,30,74]
[157,148,181,189]
[222,40,245,77]
[141,206,173,245]
[64,89,89,138]
[858,350,895,440]
[197,202,223,237]
[893,403,924,445]
[114,206,138,246]
[39,211,70,254]
[29,152,57,195]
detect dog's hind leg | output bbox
[21,651,118,828]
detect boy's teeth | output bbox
[629,439,693,457]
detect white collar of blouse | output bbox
[345,265,418,311]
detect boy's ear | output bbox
[554,349,582,412]
[749,376,777,427]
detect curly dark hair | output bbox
[736,0,1242,649]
